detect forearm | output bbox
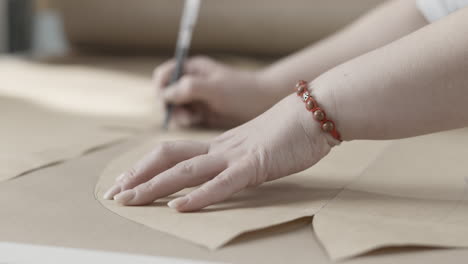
[313,8,468,140]
[259,0,427,99]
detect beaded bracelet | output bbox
[295,80,342,142]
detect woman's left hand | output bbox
[103,92,337,212]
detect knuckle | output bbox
[175,161,195,174]
[136,182,155,194]
[121,167,139,183]
[211,135,226,145]
[216,174,235,189]
[194,184,210,198]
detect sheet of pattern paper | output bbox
[0,57,159,129]
[95,131,391,249]
[0,56,162,181]
[0,96,128,182]
[313,128,468,260]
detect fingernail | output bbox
[168,197,189,209]
[103,185,122,200]
[114,190,136,204]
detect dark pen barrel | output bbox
[163,46,189,130]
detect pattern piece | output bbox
[0,96,128,182]
[0,57,160,181]
[314,128,468,260]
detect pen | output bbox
[163,0,201,130]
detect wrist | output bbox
[294,80,342,146]
[262,93,336,176]
[285,92,339,154]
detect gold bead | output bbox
[306,100,314,110]
[314,109,325,121]
[322,121,334,132]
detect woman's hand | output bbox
[154,56,278,129]
[103,92,338,212]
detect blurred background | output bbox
[1,0,67,56]
[1,0,384,62]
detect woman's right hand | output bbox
[154,56,279,129]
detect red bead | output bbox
[313,109,325,121]
[322,121,335,132]
[306,100,314,110]
[297,85,305,95]
[296,81,307,95]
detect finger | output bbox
[163,76,213,105]
[172,106,203,127]
[168,162,251,212]
[103,141,209,200]
[115,154,227,206]
[154,57,211,91]
[153,59,176,89]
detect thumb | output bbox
[163,76,213,105]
